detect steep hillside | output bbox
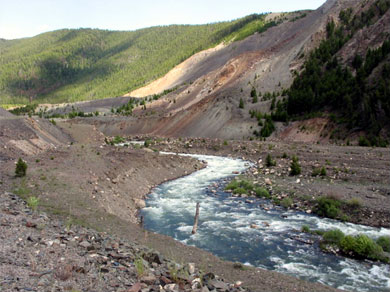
[103,0,388,142]
[0,14,279,105]
[83,0,345,139]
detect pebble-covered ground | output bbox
[0,192,247,292]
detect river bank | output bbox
[140,153,390,292]
[1,121,388,291]
[134,136,390,228]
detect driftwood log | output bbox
[192,203,200,234]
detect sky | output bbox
[0,0,326,40]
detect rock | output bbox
[140,275,157,285]
[234,281,243,287]
[128,282,142,292]
[188,263,195,274]
[160,276,172,285]
[134,199,146,209]
[79,241,92,249]
[164,284,178,291]
[250,224,258,229]
[143,251,163,264]
[265,178,272,185]
[296,179,301,184]
[25,221,37,228]
[192,278,202,289]
[201,286,210,292]
[202,272,215,283]
[210,280,228,290]
[306,210,312,214]
[263,222,270,227]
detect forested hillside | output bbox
[0,14,273,105]
[271,0,390,145]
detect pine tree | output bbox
[15,158,27,177]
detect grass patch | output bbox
[254,187,271,199]
[225,178,254,195]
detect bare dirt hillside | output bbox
[0,107,13,118]
[0,116,72,160]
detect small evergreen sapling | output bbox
[290,155,301,176]
[15,158,27,177]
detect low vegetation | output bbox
[15,158,27,177]
[225,178,271,199]
[289,156,301,176]
[302,226,390,263]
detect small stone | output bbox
[79,241,91,249]
[128,282,141,292]
[188,263,195,274]
[210,280,228,290]
[234,281,243,287]
[265,178,272,185]
[141,275,157,285]
[164,284,178,291]
[134,199,146,209]
[160,276,172,285]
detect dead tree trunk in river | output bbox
[192,203,200,234]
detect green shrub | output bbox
[359,136,371,147]
[225,180,240,191]
[112,136,125,144]
[254,187,271,199]
[376,236,390,253]
[312,166,326,177]
[27,196,39,212]
[134,258,145,277]
[323,229,345,245]
[266,154,276,167]
[225,179,253,194]
[314,196,341,219]
[15,158,27,177]
[290,156,301,176]
[301,225,311,233]
[144,139,152,147]
[233,187,248,195]
[354,234,383,260]
[239,98,244,109]
[281,197,293,208]
[312,168,321,177]
[347,198,362,209]
[340,235,356,253]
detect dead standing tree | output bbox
[191,202,200,234]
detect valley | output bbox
[1,0,390,291]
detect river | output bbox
[140,153,390,292]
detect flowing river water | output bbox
[140,153,390,292]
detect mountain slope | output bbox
[88,0,344,139]
[100,0,388,142]
[0,14,278,105]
